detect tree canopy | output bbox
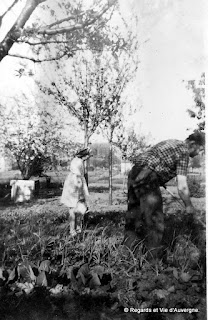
[186,72,205,131]
[0,0,117,62]
[0,94,79,179]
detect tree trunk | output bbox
[84,122,89,186]
[0,0,45,61]
[109,140,113,205]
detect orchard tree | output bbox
[99,48,138,203]
[99,52,138,203]
[102,106,124,204]
[102,109,149,203]
[37,0,139,148]
[0,97,79,179]
[45,53,115,148]
[0,0,117,62]
[75,48,138,190]
[115,128,150,162]
[111,125,150,192]
[39,37,138,184]
[9,0,139,184]
[38,52,120,184]
[186,72,205,131]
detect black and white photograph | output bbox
[0,0,206,319]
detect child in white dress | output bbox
[61,149,91,236]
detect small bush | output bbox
[188,177,205,197]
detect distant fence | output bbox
[188,172,204,182]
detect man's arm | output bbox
[176,175,195,213]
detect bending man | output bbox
[124,131,205,258]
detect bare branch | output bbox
[8,51,68,63]
[36,0,116,36]
[51,82,81,120]
[0,0,117,61]
[0,0,19,22]
[0,0,46,61]
[37,23,84,36]
[43,13,85,29]
[17,39,72,45]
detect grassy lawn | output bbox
[0,169,206,320]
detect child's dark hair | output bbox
[75,148,92,159]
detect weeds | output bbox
[0,190,206,320]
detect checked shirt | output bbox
[134,140,190,185]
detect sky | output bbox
[120,0,206,143]
[0,0,206,145]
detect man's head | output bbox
[186,131,205,158]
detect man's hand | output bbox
[185,205,195,215]
[177,175,193,208]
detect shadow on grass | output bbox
[88,185,120,193]
[83,210,125,228]
[0,286,119,320]
[0,186,63,208]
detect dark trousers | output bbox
[124,165,164,257]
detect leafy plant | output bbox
[188,177,205,198]
[186,72,205,131]
[0,185,206,317]
[0,98,78,180]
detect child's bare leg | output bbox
[75,212,83,233]
[75,202,87,233]
[68,208,77,236]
